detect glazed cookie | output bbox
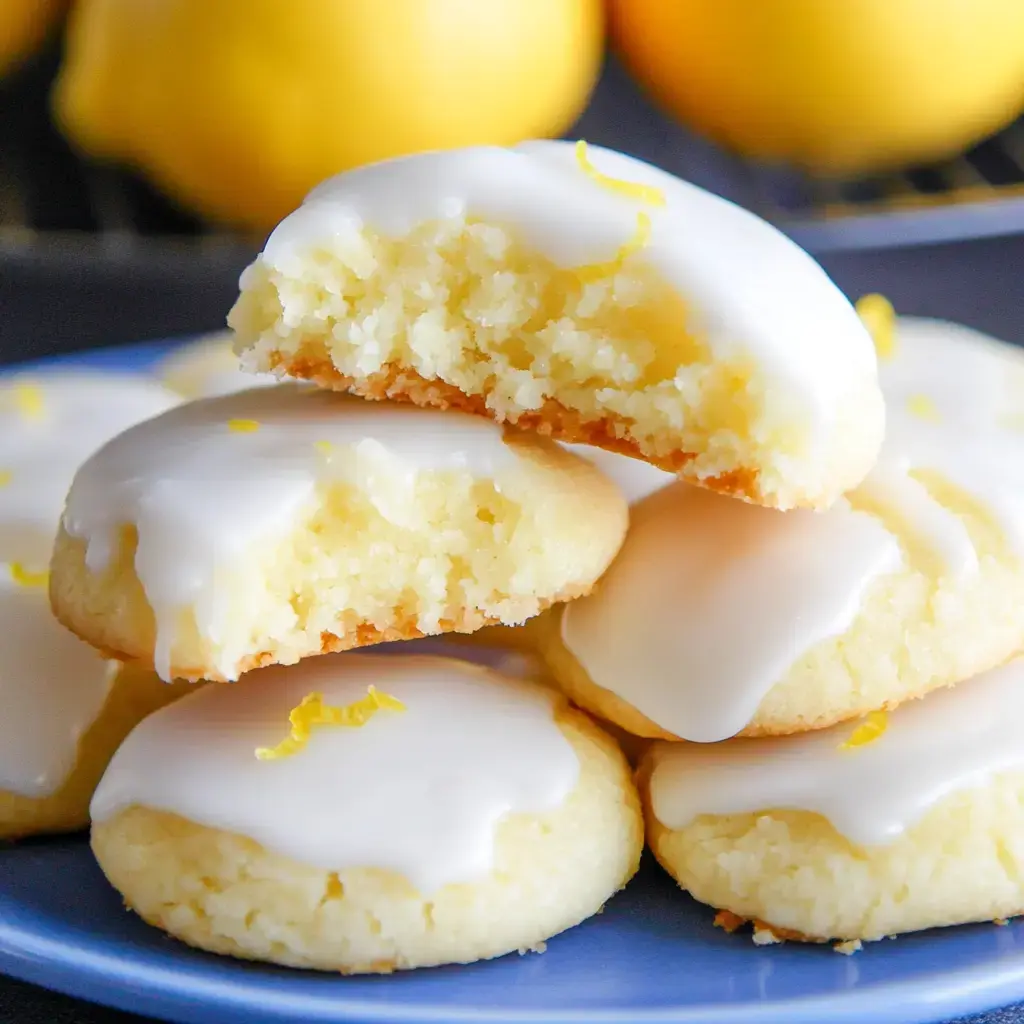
[0,371,187,838]
[159,332,278,399]
[228,140,883,511]
[641,655,1024,945]
[542,315,1024,742]
[50,384,628,681]
[0,372,179,566]
[90,654,642,972]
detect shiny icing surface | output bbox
[61,384,523,680]
[254,140,878,455]
[0,573,118,797]
[91,654,580,892]
[560,317,1024,740]
[870,317,1024,561]
[648,655,1024,846]
[0,373,180,566]
[561,445,674,505]
[0,372,179,797]
[561,483,901,742]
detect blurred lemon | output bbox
[610,0,1024,175]
[53,0,604,232]
[0,0,65,76]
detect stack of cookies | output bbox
[41,140,1024,969]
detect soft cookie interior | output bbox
[229,142,883,511]
[50,387,628,681]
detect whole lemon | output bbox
[0,0,66,76]
[610,0,1024,175]
[54,0,604,232]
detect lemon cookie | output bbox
[90,653,642,972]
[641,655,1024,944]
[0,372,179,567]
[228,141,883,511]
[0,371,186,838]
[158,332,278,399]
[50,384,628,682]
[542,315,1024,741]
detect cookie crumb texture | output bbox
[229,217,877,510]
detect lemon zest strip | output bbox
[906,394,940,422]
[575,212,652,283]
[0,469,11,488]
[839,709,888,751]
[12,382,45,422]
[9,562,49,588]
[575,140,666,206]
[228,418,260,433]
[256,686,406,760]
[855,293,897,362]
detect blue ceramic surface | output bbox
[2,341,1024,1024]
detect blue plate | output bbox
[3,340,1024,1024]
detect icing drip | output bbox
[648,656,1024,846]
[61,385,522,680]
[561,483,900,742]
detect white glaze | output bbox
[561,483,901,742]
[648,655,1024,846]
[61,384,524,680]
[252,141,878,466]
[561,445,674,505]
[0,372,179,797]
[0,373,180,566]
[91,654,579,893]
[377,636,547,683]
[560,317,1024,741]
[870,317,1024,560]
[0,572,118,797]
[159,334,279,399]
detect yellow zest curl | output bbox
[12,382,45,422]
[0,469,11,488]
[906,394,940,422]
[256,685,406,761]
[9,562,49,588]
[855,294,897,362]
[575,140,666,206]
[575,212,652,283]
[839,709,888,751]
[227,418,260,433]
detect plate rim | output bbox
[4,895,1024,1024]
